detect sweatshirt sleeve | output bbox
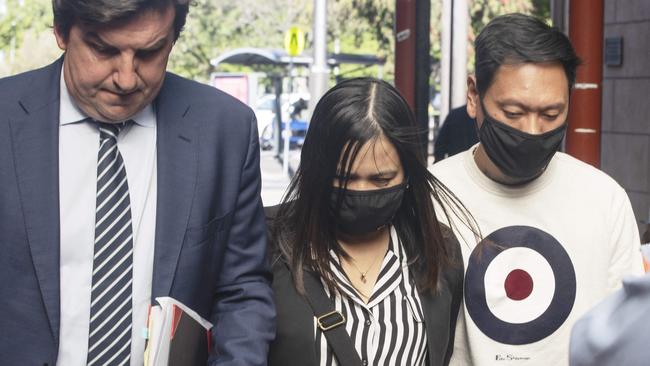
[606,187,645,291]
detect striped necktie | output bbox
[87,121,134,366]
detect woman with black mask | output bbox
[266,78,476,366]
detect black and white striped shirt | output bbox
[316,228,428,366]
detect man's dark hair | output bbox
[52,0,191,41]
[474,13,580,95]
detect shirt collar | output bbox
[59,65,155,128]
[328,227,400,264]
[328,226,404,307]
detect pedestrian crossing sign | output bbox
[284,26,305,57]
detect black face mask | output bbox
[331,182,407,236]
[479,103,567,181]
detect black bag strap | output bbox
[301,268,363,366]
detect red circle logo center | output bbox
[504,269,533,301]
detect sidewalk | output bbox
[260,151,294,207]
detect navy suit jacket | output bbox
[0,58,275,365]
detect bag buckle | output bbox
[317,310,346,331]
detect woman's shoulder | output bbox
[264,203,282,222]
[439,223,463,263]
[264,202,296,231]
[437,222,464,289]
[264,203,286,268]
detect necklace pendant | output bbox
[360,274,367,283]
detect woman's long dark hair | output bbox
[272,77,477,294]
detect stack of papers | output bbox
[144,297,213,366]
[642,244,650,273]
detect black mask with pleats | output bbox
[331,182,407,236]
[479,103,567,181]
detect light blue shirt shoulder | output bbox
[570,273,650,366]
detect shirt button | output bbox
[362,359,368,366]
[365,319,372,326]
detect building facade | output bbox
[553,0,650,231]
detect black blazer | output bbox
[265,205,464,366]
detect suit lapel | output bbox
[419,282,454,366]
[151,75,198,299]
[420,290,440,366]
[270,262,319,366]
[9,59,63,343]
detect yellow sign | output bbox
[284,26,305,57]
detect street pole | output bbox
[283,60,293,176]
[440,0,469,123]
[440,0,452,124]
[394,0,416,112]
[566,0,603,167]
[309,0,329,117]
[451,0,468,109]
[272,76,283,158]
[395,0,431,153]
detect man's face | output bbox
[54,6,176,123]
[468,62,569,134]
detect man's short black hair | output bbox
[53,0,191,41]
[474,13,580,95]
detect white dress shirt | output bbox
[57,68,157,366]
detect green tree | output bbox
[329,0,546,82]
[0,0,60,76]
[467,0,547,72]
[0,0,551,81]
[0,0,51,50]
[329,0,394,80]
[171,0,397,82]
[470,0,534,33]
[169,0,313,81]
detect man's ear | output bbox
[53,25,67,51]
[467,75,479,120]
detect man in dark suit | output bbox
[0,0,275,365]
[433,105,479,162]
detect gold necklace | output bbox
[346,251,383,283]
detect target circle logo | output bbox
[465,225,576,345]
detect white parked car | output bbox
[254,94,277,138]
[253,93,310,150]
